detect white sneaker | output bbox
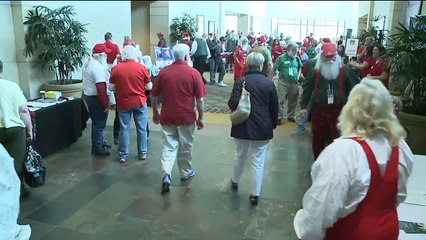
[218,82,227,87]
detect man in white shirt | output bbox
[191,32,211,84]
[82,43,112,156]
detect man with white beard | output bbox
[300,42,360,160]
[82,43,113,156]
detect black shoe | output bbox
[92,148,111,156]
[231,179,238,191]
[102,140,112,149]
[287,117,296,122]
[161,174,171,194]
[250,195,259,206]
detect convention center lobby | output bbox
[1,1,425,239]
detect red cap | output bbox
[257,36,266,43]
[182,32,190,37]
[157,32,164,36]
[323,37,331,43]
[92,43,111,54]
[123,39,136,46]
[322,43,337,57]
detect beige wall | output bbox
[150,1,169,61]
[131,1,151,57]
[0,2,21,89]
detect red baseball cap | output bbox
[323,37,331,43]
[182,32,190,37]
[92,43,111,54]
[322,43,337,57]
[257,36,266,43]
[157,32,164,36]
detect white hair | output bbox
[315,54,342,80]
[245,52,264,71]
[172,43,190,61]
[338,78,406,145]
[122,45,139,61]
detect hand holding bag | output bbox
[24,141,46,188]
[230,79,251,125]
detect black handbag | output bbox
[24,142,46,188]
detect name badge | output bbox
[327,89,334,104]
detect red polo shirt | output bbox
[151,61,206,126]
[104,40,121,64]
[110,60,151,110]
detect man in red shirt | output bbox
[110,45,152,163]
[151,43,206,194]
[104,32,121,71]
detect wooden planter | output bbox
[42,80,83,98]
[398,112,426,155]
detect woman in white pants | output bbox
[228,52,279,205]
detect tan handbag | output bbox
[230,79,251,125]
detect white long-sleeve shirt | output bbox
[293,135,413,240]
[191,39,211,59]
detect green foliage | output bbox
[382,15,426,115]
[356,15,387,45]
[169,13,198,45]
[23,5,90,84]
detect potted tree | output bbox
[23,5,90,97]
[169,13,198,46]
[383,15,426,154]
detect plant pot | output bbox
[398,112,426,155]
[41,80,83,98]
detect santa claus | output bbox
[300,42,360,160]
[182,32,192,50]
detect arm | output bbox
[349,61,370,71]
[191,41,198,56]
[206,41,211,59]
[228,79,243,111]
[368,71,389,82]
[19,104,33,140]
[300,65,315,110]
[269,83,279,128]
[195,97,204,130]
[96,82,109,110]
[294,144,352,240]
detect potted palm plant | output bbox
[23,5,90,97]
[169,13,198,46]
[382,15,426,154]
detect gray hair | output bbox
[287,42,298,50]
[122,45,140,61]
[245,52,265,70]
[173,43,190,61]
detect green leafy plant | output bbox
[382,15,426,115]
[169,13,198,45]
[23,5,90,84]
[357,15,388,45]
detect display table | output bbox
[398,155,426,239]
[28,98,89,157]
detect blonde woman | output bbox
[294,79,413,240]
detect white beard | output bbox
[315,57,340,80]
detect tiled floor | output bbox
[19,110,315,240]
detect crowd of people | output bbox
[0,26,412,239]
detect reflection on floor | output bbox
[19,110,315,240]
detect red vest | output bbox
[325,137,399,240]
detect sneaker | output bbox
[287,117,296,122]
[102,140,112,149]
[218,82,227,87]
[119,158,127,163]
[92,148,111,156]
[180,169,195,181]
[209,81,216,85]
[250,195,259,206]
[139,153,147,161]
[231,179,238,191]
[161,174,171,194]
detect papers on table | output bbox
[27,98,69,111]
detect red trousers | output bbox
[311,105,342,159]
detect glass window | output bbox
[197,15,205,35]
[225,15,238,32]
[252,17,260,34]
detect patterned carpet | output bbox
[204,83,233,114]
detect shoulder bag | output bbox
[230,78,251,125]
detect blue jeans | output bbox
[85,96,108,151]
[118,104,148,160]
